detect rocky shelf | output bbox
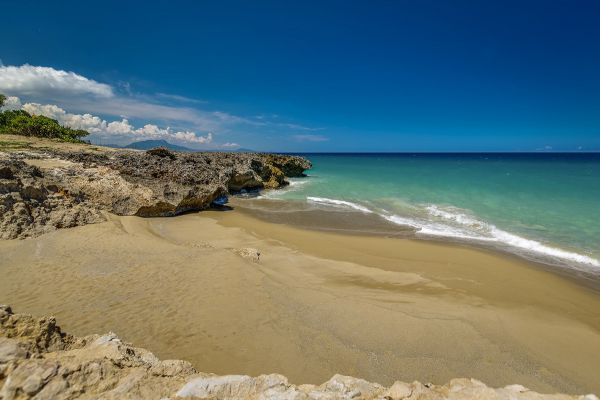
[0,138,311,239]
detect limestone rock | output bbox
[0,306,595,400]
[0,147,311,239]
[262,154,312,177]
[382,381,412,399]
[0,306,196,400]
[0,158,106,239]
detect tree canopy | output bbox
[0,93,89,142]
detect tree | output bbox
[0,93,90,142]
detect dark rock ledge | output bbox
[0,146,311,239]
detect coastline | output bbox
[1,210,600,394]
[1,136,599,396]
[251,174,600,277]
[229,196,600,292]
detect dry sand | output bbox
[1,210,600,394]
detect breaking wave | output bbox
[301,196,600,269]
[307,197,373,214]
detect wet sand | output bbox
[1,210,600,394]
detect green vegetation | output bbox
[0,140,30,150]
[0,93,89,143]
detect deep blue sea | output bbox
[262,153,600,272]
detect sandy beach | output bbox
[1,208,599,395]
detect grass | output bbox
[0,140,31,151]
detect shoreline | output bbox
[1,136,599,395]
[228,196,600,291]
[214,206,600,330]
[1,211,600,394]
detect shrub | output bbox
[0,94,89,142]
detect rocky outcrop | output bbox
[0,158,106,240]
[0,306,596,400]
[0,305,195,399]
[261,154,311,178]
[0,146,311,239]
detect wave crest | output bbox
[303,196,600,269]
[307,197,373,213]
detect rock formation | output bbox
[0,145,311,239]
[0,158,106,240]
[0,306,596,400]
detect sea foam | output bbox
[307,196,373,213]
[304,196,600,269]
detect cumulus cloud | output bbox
[221,142,240,148]
[0,64,324,148]
[0,66,250,132]
[293,134,328,142]
[21,103,107,133]
[1,96,22,111]
[0,65,113,97]
[17,98,212,145]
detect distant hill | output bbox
[123,139,194,152]
[101,139,255,153]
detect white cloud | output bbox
[0,64,324,148]
[154,92,205,104]
[222,142,240,148]
[293,134,328,142]
[0,65,113,97]
[0,65,219,129]
[1,96,22,111]
[17,98,212,145]
[106,119,133,135]
[22,103,107,133]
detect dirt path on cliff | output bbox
[1,212,600,394]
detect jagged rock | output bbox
[0,167,14,180]
[0,305,73,354]
[262,154,312,177]
[146,147,176,160]
[0,339,28,363]
[175,374,294,399]
[228,170,263,192]
[382,381,412,399]
[0,306,196,400]
[321,374,384,399]
[0,146,311,239]
[0,157,107,239]
[0,306,596,400]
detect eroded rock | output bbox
[0,306,596,400]
[146,147,176,160]
[0,147,312,239]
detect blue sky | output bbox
[1,0,599,151]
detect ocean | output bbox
[250,153,600,275]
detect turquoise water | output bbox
[263,153,600,272]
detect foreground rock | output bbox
[0,142,311,239]
[0,306,596,400]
